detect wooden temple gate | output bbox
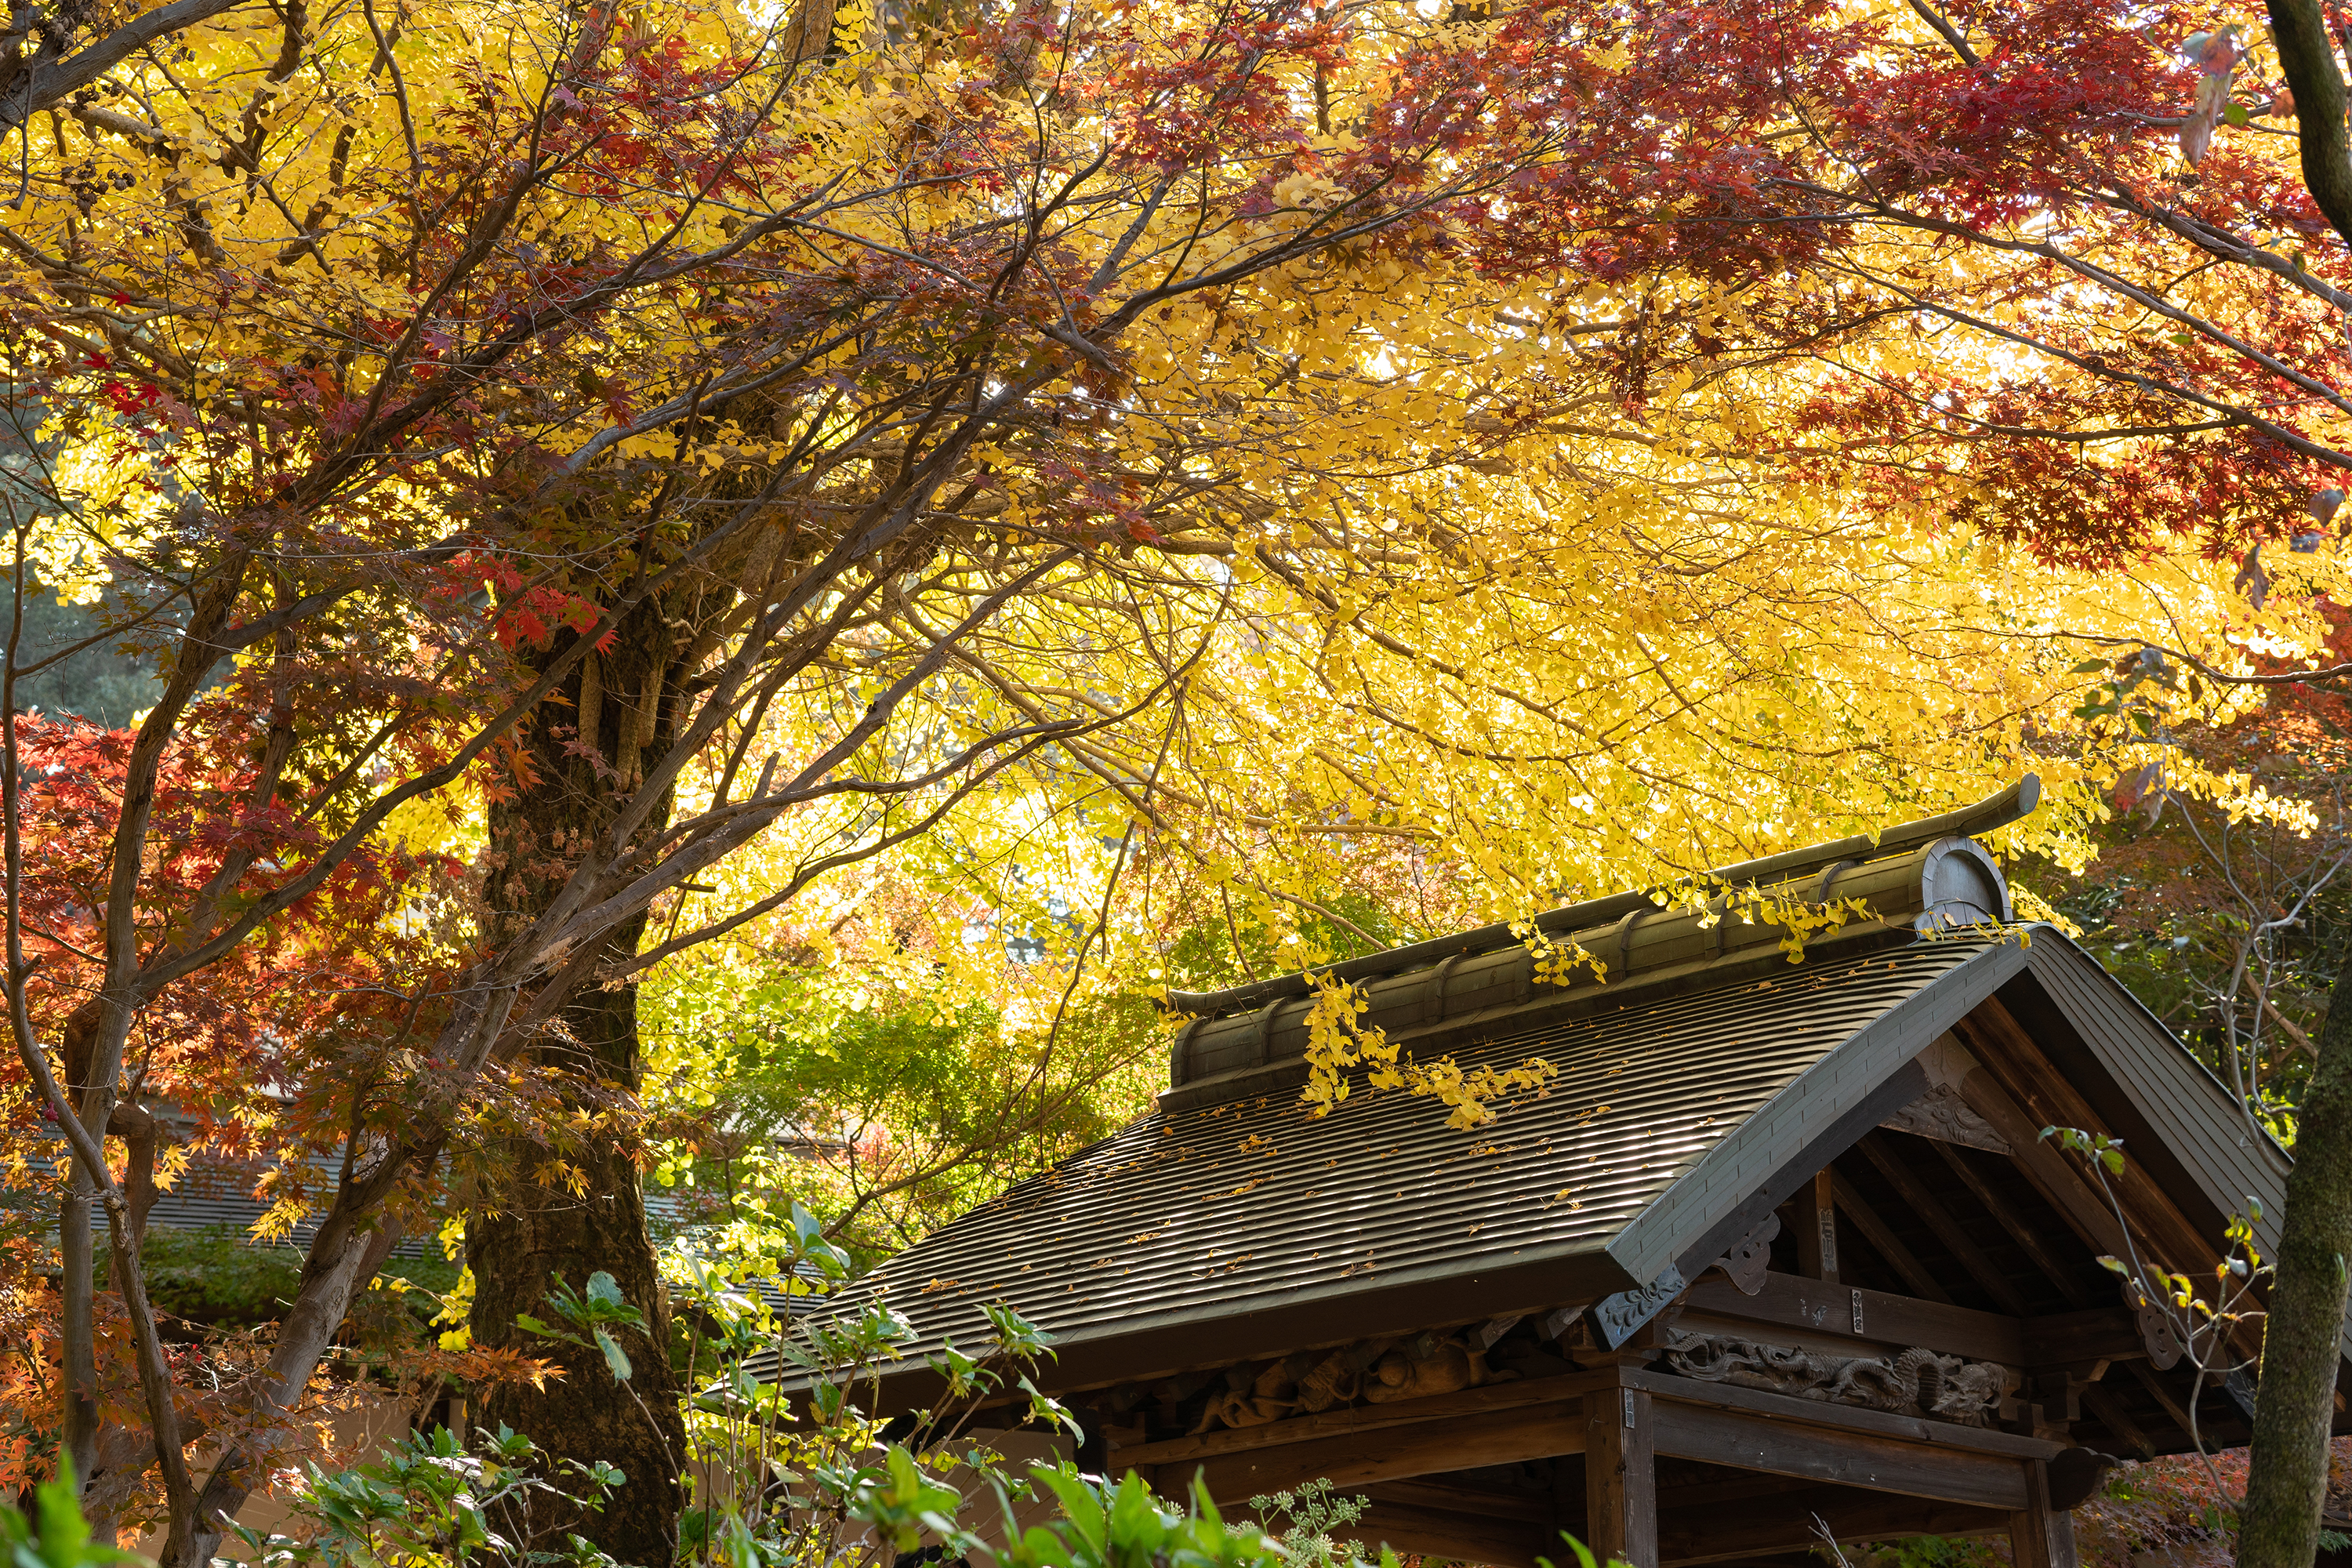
[815,782,2349,1567]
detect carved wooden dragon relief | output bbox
[1661,1327,2013,1427]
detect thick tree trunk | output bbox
[2238,960,2352,1566]
[467,971,684,1565]
[467,615,688,1567]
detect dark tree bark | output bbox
[2240,957,2352,1566]
[2267,0,2352,249]
[467,605,692,1567]
[0,0,249,134]
[2214,16,2352,1562]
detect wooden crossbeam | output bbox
[1634,1372,2059,1465]
[1828,1168,1952,1303]
[1857,1131,2036,1316]
[1650,1399,2031,1510]
[1109,1367,1615,1472]
[1138,1399,1588,1499]
[1926,1137,2095,1308]
[1681,1271,2024,1363]
[1341,1496,1552,1568]
[1657,1485,2009,1566]
[1678,1270,2136,1375]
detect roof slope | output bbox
[836,936,2012,1388]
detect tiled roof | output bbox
[811,936,2008,1387]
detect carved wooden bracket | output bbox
[1705,1211,1780,1295]
[1592,1265,1688,1348]
[2123,1276,2185,1370]
[1881,1082,2012,1153]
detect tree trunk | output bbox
[467,614,688,1567]
[2238,959,2352,1565]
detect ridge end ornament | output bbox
[1706,1211,1780,1296]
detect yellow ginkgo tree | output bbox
[0,0,2339,1553]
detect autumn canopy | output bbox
[0,0,2350,1557]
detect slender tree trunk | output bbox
[468,613,688,1566]
[2239,959,2352,1565]
[58,1177,96,1481]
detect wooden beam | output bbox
[1857,1132,2036,1316]
[1145,1399,1587,1500]
[1797,1169,1838,1283]
[1956,1004,2228,1277]
[1908,1120,2151,1457]
[1635,1371,2059,1463]
[1652,1472,1809,1509]
[1955,1012,2269,1368]
[1828,1169,1952,1303]
[1584,1382,1658,1568]
[1682,1271,2025,1363]
[1682,1269,2137,1388]
[2007,1458,2082,1568]
[2079,1383,2155,1459]
[1650,1400,2031,1512]
[1342,1497,1551,1568]
[2125,1359,2199,1439]
[1363,1477,1553,1526]
[1657,1485,2010,1566]
[1947,1062,2129,1255]
[1109,1367,1615,1471]
[2023,1306,2142,1366]
[1926,1138,2096,1309]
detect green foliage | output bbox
[1540,1534,1635,1568]
[983,1470,1312,1568]
[1,579,165,730]
[96,1227,460,1333]
[2,1461,140,1568]
[516,1272,648,1384]
[644,960,1156,1260]
[1246,1480,1370,1566]
[231,1425,627,1568]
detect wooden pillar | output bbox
[1796,1167,1838,1282]
[1581,1384,1657,1568]
[2007,1459,2079,1568]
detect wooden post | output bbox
[1581,1384,1657,1568]
[1797,1167,1838,1283]
[2007,1458,2080,1568]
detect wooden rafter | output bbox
[1856,1132,2036,1316]
[1915,1135,2160,1457]
[1827,1167,1954,1302]
[1926,1138,2095,1308]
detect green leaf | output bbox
[594,1327,633,1382]
[2097,1254,2129,1274]
[2070,657,2110,673]
[585,1271,626,1309]
[2224,100,2249,125]
[2102,1149,2126,1174]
